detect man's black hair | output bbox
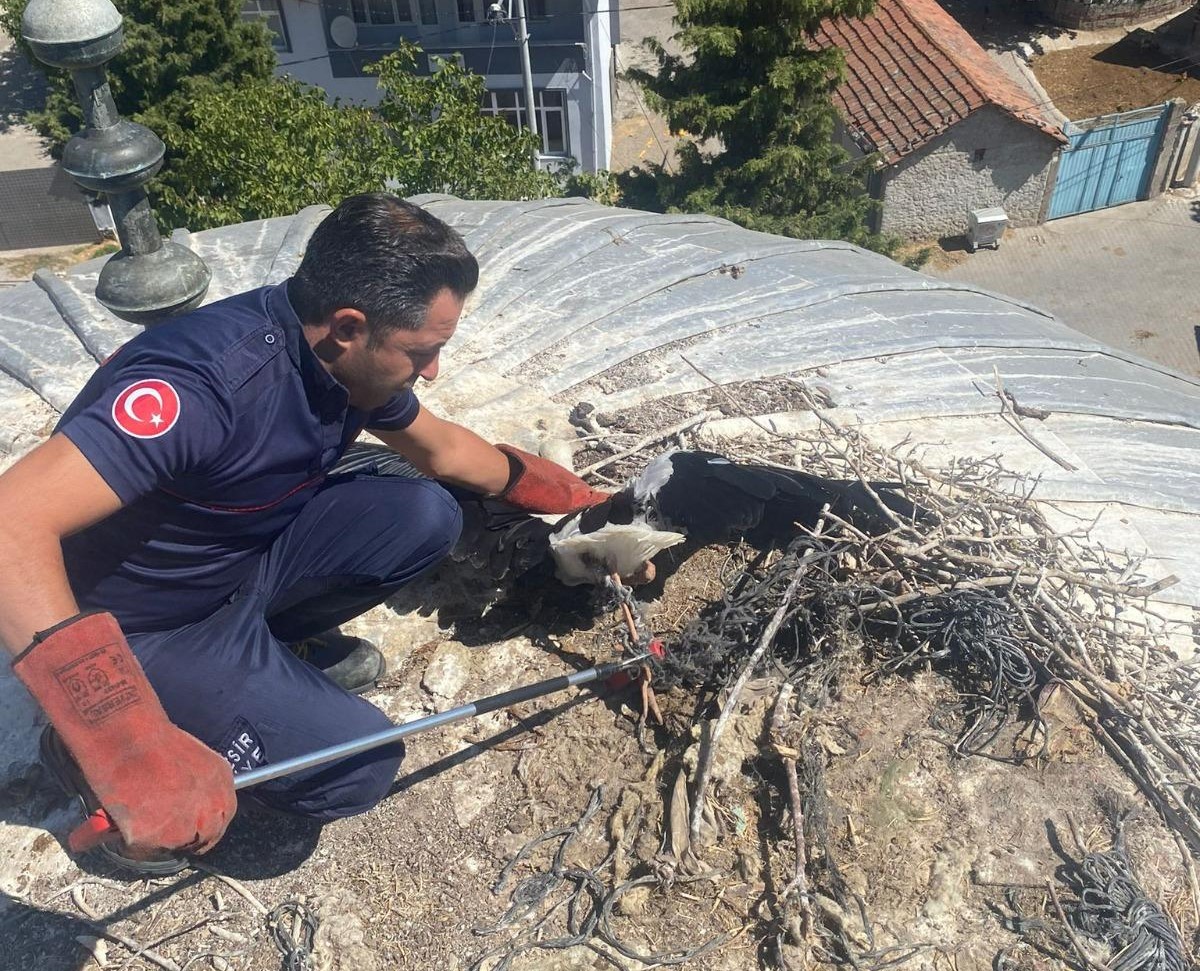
[288,193,479,337]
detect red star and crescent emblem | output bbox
[111,379,181,439]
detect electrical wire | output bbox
[484,16,499,78]
[612,46,672,170]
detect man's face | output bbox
[335,288,464,410]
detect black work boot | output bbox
[288,632,385,695]
[39,726,189,876]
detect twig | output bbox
[989,368,1077,472]
[689,539,830,848]
[679,355,783,438]
[577,410,718,476]
[1046,881,1117,971]
[770,683,812,939]
[189,862,269,917]
[85,923,182,971]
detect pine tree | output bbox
[623,0,890,250]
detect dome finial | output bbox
[21,0,210,325]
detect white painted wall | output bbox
[880,106,1061,239]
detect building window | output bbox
[241,0,290,51]
[351,0,414,25]
[456,0,476,22]
[419,0,439,24]
[481,88,568,156]
[538,90,565,155]
[527,0,547,17]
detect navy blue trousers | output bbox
[128,473,462,820]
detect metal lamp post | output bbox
[20,0,210,326]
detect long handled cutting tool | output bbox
[70,647,661,852]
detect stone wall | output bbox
[1038,0,1193,30]
[879,106,1060,239]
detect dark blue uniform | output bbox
[55,282,462,819]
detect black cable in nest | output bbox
[1070,846,1190,971]
[267,900,319,971]
[1002,821,1188,971]
[866,588,1048,762]
[663,537,839,690]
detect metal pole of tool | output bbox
[232,652,650,789]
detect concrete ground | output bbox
[926,189,1200,377]
[609,1,679,173]
[0,29,51,173]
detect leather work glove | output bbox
[13,612,236,857]
[496,444,610,514]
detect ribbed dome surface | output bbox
[1,196,1197,606]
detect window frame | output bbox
[481,87,569,158]
[241,0,291,52]
[350,0,416,26]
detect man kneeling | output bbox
[0,194,608,870]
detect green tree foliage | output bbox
[156,45,557,231]
[623,0,891,250]
[150,78,394,231]
[0,0,275,151]
[3,0,557,229]
[369,47,557,204]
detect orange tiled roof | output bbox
[813,0,1067,164]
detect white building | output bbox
[245,0,618,172]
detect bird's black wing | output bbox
[574,489,635,534]
[652,450,917,545]
[333,442,556,584]
[450,495,558,583]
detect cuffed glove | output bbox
[13,612,236,857]
[496,444,610,514]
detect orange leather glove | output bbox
[13,612,236,857]
[496,444,610,514]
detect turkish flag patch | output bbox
[111,379,181,439]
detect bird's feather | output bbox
[334,444,917,590]
[650,450,914,544]
[549,519,685,586]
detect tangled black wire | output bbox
[1004,825,1189,971]
[663,539,836,690]
[665,540,1047,766]
[869,589,1047,760]
[266,900,318,971]
[469,788,730,971]
[1069,847,1190,971]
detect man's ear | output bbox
[326,308,369,348]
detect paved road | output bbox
[609,1,678,172]
[0,29,51,172]
[927,191,1200,377]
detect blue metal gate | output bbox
[1047,103,1171,219]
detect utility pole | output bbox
[514,0,539,165]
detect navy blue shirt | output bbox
[57,282,420,633]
